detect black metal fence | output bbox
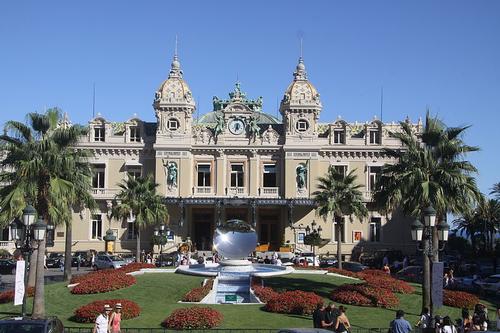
[64,328,393,333]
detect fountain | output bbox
[176,219,294,303]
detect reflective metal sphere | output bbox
[213,219,257,260]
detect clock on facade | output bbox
[228,119,245,135]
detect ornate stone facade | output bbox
[36,53,423,258]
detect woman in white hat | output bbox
[93,304,111,333]
[109,303,122,333]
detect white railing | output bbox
[259,187,279,197]
[91,188,120,198]
[195,187,213,195]
[227,187,246,196]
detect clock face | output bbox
[229,119,245,135]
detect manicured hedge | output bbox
[327,268,359,278]
[71,270,136,294]
[162,307,223,329]
[117,262,155,274]
[331,283,399,308]
[73,299,140,323]
[443,289,479,309]
[362,275,415,294]
[265,290,323,315]
[181,279,214,302]
[0,287,34,304]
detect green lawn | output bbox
[0,273,493,329]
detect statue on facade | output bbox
[247,115,260,142]
[296,163,307,189]
[167,162,178,188]
[213,113,225,141]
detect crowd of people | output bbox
[312,303,351,332]
[92,303,122,333]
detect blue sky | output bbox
[0,1,499,195]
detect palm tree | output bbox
[112,175,168,262]
[0,108,95,318]
[373,112,481,313]
[453,210,479,253]
[491,182,500,199]
[313,167,368,270]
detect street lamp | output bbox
[10,205,46,317]
[153,224,169,267]
[304,221,322,267]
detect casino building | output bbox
[16,53,421,258]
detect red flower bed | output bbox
[330,283,398,308]
[117,263,156,274]
[357,269,389,278]
[362,275,415,294]
[443,290,479,308]
[71,270,136,294]
[327,268,359,278]
[70,269,115,284]
[252,285,279,303]
[265,290,323,315]
[162,307,223,329]
[0,287,35,304]
[182,279,214,302]
[73,299,140,323]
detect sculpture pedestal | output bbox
[220,259,252,266]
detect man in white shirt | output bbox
[93,304,112,333]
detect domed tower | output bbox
[279,57,322,140]
[154,53,195,143]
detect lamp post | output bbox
[410,205,449,315]
[10,205,47,317]
[304,221,322,267]
[153,224,169,267]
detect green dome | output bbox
[196,111,281,125]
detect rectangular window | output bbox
[369,130,381,144]
[263,164,277,187]
[369,217,381,242]
[334,165,347,177]
[197,164,211,187]
[130,127,141,142]
[128,167,141,180]
[297,232,305,244]
[168,119,179,130]
[127,222,136,240]
[368,166,381,191]
[333,130,345,144]
[92,166,105,188]
[94,127,105,142]
[91,215,103,239]
[334,217,346,243]
[230,164,244,187]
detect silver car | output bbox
[93,254,126,270]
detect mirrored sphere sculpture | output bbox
[213,219,257,260]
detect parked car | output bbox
[0,259,16,274]
[337,261,368,272]
[360,249,403,268]
[155,253,176,267]
[294,252,320,267]
[473,274,500,294]
[121,253,136,264]
[46,253,63,268]
[395,266,423,283]
[0,316,64,333]
[72,251,91,267]
[94,254,126,270]
[319,257,338,268]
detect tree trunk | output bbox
[336,216,342,270]
[63,223,72,282]
[32,238,46,318]
[432,225,439,263]
[28,243,38,288]
[136,228,141,263]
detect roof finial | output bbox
[175,35,178,57]
[300,37,303,59]
[168,36,182,79]
[293,56,307,81]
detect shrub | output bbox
[362,275,415,294]
[330,283,398,308]
[162,307,223,329]
[71,270,136,294]
[0,287,34,304]
[73,299,140,323]
[182,279,214,302]
[327,268,359,278]
[252,285,279,303]
[443,290,479,309]
[357,269,389,278]
[265,290,323,315]
[117,262,156,274]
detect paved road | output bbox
[0,267,93,291]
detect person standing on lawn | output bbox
[93,304,111,333]
[109,303,122,333]
[312,303,326,328]
[389,310,412,333]
[324,303,339,330]
[335,306,351,333]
